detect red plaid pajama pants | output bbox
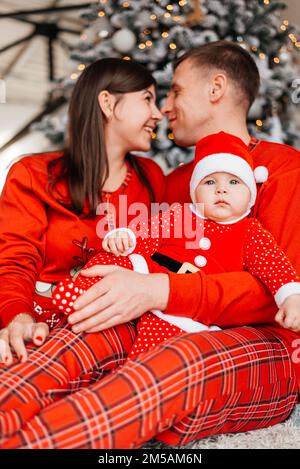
[0,318,137,444]
[1,325,298,448]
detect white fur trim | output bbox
[190,153,257,208]
[274,282,300,307]
[128,253,149,274]
[103,227,136,255]
[36,281,53,293]
[254,166,268,183]
[152,309,221,332]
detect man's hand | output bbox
[68,265,170,333]
[0,313,49,365]
[275,294,300,332]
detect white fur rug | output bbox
[144,405,300,449]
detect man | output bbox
[3,41,300,449]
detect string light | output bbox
[161,32,169,38]
[77,64,86,71]
[122,56,131,60]
[288,32,300,49]
[70,73,78,80]
[169,43,177,50]
[98,11,105,17]
[263,0,270,4]
[166,4,174,10]
[179,0,187,6]
[151,132,157,139]
[259,52,266,59]
[256,120,263,127]
[168,133,174,140]
[280,25,287,31]
[283,20,289,26]
[150,14,157,20]
[273,57,280,64]
[122,1,130,7]
[138,43,146,49]
[146,40,153,47]
[164,12,171,18]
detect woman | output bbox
[0,58,164,439]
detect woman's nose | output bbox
[152,104,163,121]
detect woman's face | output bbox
[107,85,163,153]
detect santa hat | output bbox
[190,131,268,209]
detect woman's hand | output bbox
[68,265,170,333]
[0,313,49,365]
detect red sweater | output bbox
[0,152,165,327]
[165,139,300,391]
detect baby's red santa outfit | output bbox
[53,132,300,359]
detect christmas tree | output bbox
[36,0,300,169]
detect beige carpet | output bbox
[144,405,300,449]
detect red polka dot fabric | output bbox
[127,312,183,360]
[243,219,300,295]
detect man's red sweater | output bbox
[165,139,300,391]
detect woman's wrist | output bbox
[9,312,35,325]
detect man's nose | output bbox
[161,95,172,115]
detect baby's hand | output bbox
[102,229,135,257]
[275,294,300,332]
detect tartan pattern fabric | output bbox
[1,326,298,449]
[0,319,137,442]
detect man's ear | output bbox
[209,73,227,103]
[98,90,116,119]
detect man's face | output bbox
[161,59,212,147]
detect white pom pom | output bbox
[254,166,268,183]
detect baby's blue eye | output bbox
[230,179,239,184]
[205,180,215,185]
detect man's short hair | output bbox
[174,40,260,111]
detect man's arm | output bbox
[165,269,277,327]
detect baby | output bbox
[53,132,300,359]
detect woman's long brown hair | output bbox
[48,58,156,217]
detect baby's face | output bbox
[195,172,251,222]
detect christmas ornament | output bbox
[112,28,136,53]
